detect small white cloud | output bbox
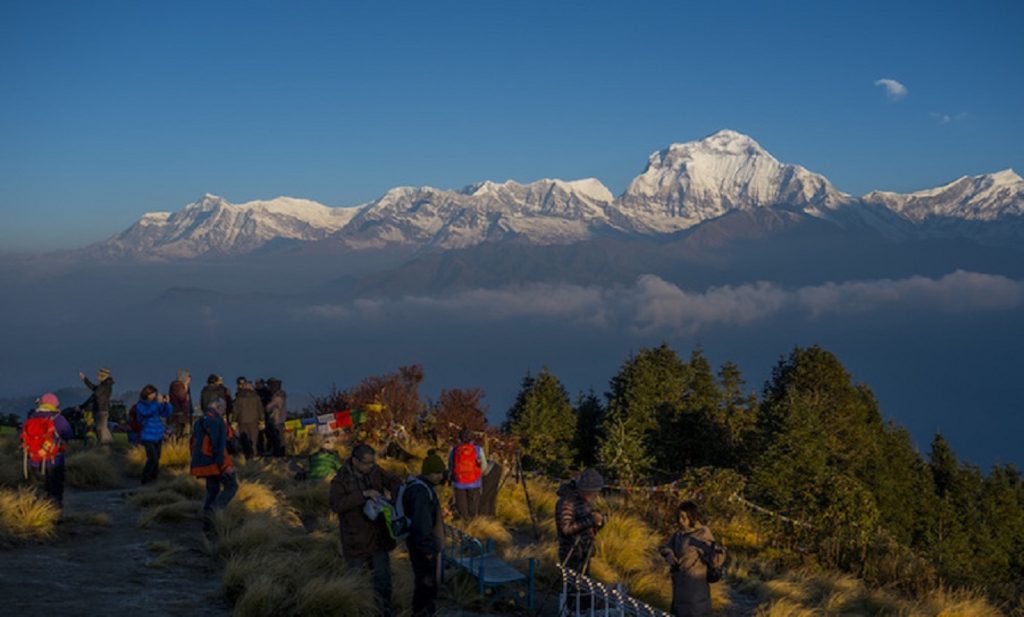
[875,78,908,101]
[930,111,968,125]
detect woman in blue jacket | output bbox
[134,384,173,484]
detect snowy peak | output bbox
[619,130,852,233]
[335,177,618,250]
[864,169,1024,222]
[95,194,361,259]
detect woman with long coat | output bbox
[659,501,725,617]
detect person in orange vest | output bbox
[190,398,237,526]
[447,426,487,520]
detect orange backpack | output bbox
[452,443,481,485]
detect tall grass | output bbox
[65,450,122,488]
[125,437,191,477]
[0,487,60,544]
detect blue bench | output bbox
[443,524,536,610]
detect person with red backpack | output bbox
[20,393,73,508]
[447,427,487,520]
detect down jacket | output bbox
[134,399,172,442]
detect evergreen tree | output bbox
[505,367,577,476]
[573,390,604,469]
[600,344,686,480]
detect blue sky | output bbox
[1,0,1022,250]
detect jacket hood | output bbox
[556,480,576,498]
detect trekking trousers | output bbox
[346,552,393,617]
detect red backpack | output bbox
[21,415,64,477]
[452,443,482,485]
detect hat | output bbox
[38,392,60,410]
[421,449,447,475]
[97,368,111,380]
[576,468,605,493]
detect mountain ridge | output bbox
[83,130,1024,260]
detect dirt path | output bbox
[0,487,231,616]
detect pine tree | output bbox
[573,390,604,468]
[505,367,577,476]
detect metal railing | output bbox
[559,566,671,617]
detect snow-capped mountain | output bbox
[617,130,854,233]
[87,131,1023,260]
[94,194,360,259]
[332,178,617,250]
[864,169,1023,222]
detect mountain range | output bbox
[87,130,1023,261]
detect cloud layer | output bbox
[875,78,908,101]
[301,271,1024,335]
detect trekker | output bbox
[555,468,606,573]
[479,459,503,517]
[328,443,404,616]
[134,385,173,484]
[232,377,263,459]
[306,438,343,481]
[168,369,193,438]
[200,374,233,423]
[403,450,447,617]
[79,367,114,444]
[190,398,238,523]
[448,427,486,519]
[21,393,73,508]
[659,501,726,617]
[264,378,287,457]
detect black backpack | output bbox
[702,541,728,583]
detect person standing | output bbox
[232,377,263,460]
[79,367,114,444]
[329,444,404,617]
[190,398,238,524]
[200,374,233,423]
[264,378,287,457]
[134,385,173,484]
[448,427,486,520]
[403,450,447,617]
[168,369,193,438]
[555,468,606,573]
[479,460,503,517]
[659,501,725,617]
[21,393,73,508]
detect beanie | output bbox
[38,392,60,410]
[421,449,446,475]
[575,468,605,492]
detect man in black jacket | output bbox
[403,450,447,617]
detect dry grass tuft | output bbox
[229,481,300,526]
[65,450,122,488]
[294,574,377,616]
[137,499,201,527]
[463,516,513,548]
[145,539,186,568]
[234,573,294,617]
[64,510,113,526]
[282,480,331,519]
[923,586,1004,617]
[0,487,60,543]
[754,598,821,617]
[125,438,191,477]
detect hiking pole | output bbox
[517,453,540,540]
